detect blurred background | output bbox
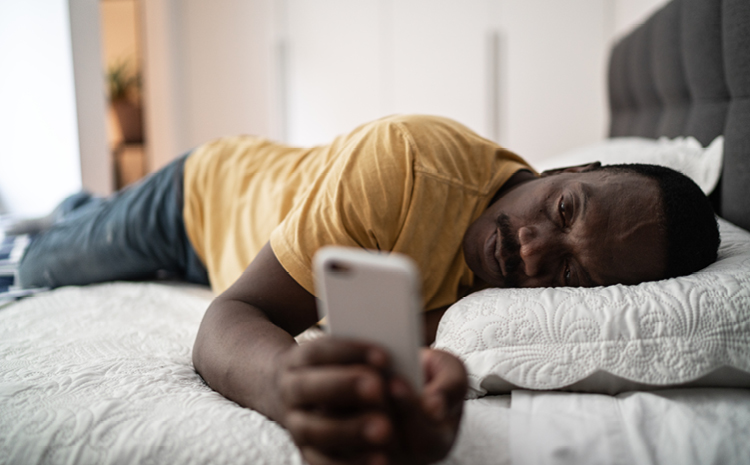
[0,0,667,218]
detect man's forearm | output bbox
[192,296,296,422]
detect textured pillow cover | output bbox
[434,218,750,398]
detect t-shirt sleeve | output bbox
[269,121,414,295]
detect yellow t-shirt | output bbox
[183,114,531,310]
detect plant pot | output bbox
[111,99,144,144]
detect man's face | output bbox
[463,170,667,288]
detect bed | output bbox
[1,0,749,463]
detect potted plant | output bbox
[107,59,143,144]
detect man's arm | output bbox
[192,242,467,464]
[192,242,318,419]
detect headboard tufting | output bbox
[608,0,750,231]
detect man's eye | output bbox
[558,197,567,226]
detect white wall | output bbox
[0,0,82,217]
[138,0,673,170]
[140,0,187,171]
[282,0,613,166]
[0,0,671,217]
[284,0,385,146]
[496,0,612,164]
[0,0,112,217]
[141,0,277,170]
[68,0,112,197]
[389,0,492,142]
[182,0,277,148]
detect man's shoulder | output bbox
[381,116,522,184]
[342,114,531,192]
[359,114,496,161]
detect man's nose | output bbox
[517,225,557,278]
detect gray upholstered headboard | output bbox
[607,0,750,231]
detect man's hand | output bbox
[193,243,467,463]
[277,337,468,465]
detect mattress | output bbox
[1,282,749,464]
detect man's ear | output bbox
[540,161,602,178]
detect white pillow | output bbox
[434,218,750,398]
[534,136,723,195]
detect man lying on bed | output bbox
[17,114,719,465]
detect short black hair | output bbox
[592,163,720,279]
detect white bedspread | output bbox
[0,283,303,464]
[1,282,748,464]
[0,282,509,465]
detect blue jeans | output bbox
[18,154,209,288]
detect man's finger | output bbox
[301,447,387,465]
[388,349,467,424]
[285,409,392,454]
[420,348,468,416]
[286,337,389,369]
[280,364,386,409]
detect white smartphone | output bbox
[313,246,424,391]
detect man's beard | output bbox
[498,214,522,288]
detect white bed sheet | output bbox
[510,388,750,465]
[1,282,747,465]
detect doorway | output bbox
[100,0,147,189]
